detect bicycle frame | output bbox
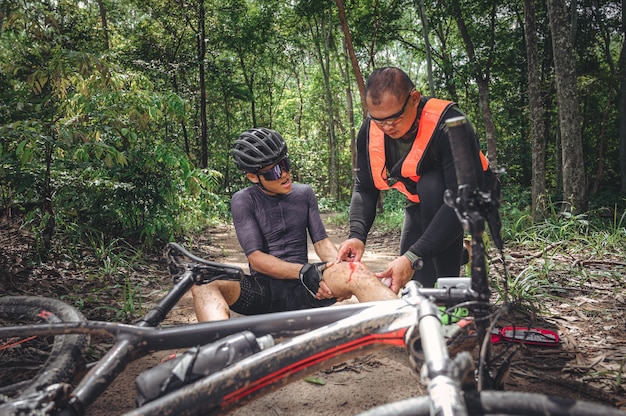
[123,285,482,416]
[0,268,366,415]
[127,298,417,415]
[10,118,606,416]
[0,266,481,416]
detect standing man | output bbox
[337,67,496,292]
[191,127,397,321]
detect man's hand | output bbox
[317,280,334,299]
[374,256,414,294]
[336,238,365,262]
[300,262,335,299]
[317,261,337,299]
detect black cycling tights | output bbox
[400,170,464,288]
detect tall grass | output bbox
[496,198,626,313]
[335,191,626,315]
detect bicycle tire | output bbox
[355,390,625,416]
[0,296,89,398]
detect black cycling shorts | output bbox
[230,274,335,316]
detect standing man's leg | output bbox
[400,203,438,286]
[408,171,464,287]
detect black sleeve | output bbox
[348,122,380,244]
[409,107,484,259]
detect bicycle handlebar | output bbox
[446,116,479,190]
[165,242,245,283]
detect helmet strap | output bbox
[254,175,278,196]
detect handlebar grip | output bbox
[446,116,478,189]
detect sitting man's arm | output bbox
[247,249,336,300]
[247,250,301,280]
[312,237,339,262]
[312,237,341,299]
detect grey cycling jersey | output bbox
[231,183,328,277]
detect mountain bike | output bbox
[1,117,624,416]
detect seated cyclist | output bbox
[191,127,397,321]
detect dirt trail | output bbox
[0,213,626,416]
[88,215,421,416]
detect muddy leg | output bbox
[323,261,397,303]
[191,281,241,321]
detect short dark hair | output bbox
[365,67,415,105]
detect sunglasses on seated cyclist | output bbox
[258,156,291,181]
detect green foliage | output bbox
[1,0,625,265]
[500,192,626,248]
[495,262,559,315]
[372,191,406,233]
[494,192,626,315]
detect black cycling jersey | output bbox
[229,183,335,314]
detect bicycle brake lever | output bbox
[401,280,422,299]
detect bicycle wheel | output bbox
[355,390,625,416]
[0,296,89,398]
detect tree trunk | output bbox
[591,92,613,194]
[621,71,626,193]
[450,0,498,171]
[238,54,257,128]
[418,0,435,97]
[198,0,208,168]
[293,65,304,138]
[338,39,358,180]
[546,0,587,212]
[96,0,109,50]
[618,0,626,193]
[476,79,498,171]
[334,0,362,177]
[590,0,619,194]
[308,7,339,200]
[524,0,547,219]
[335,0,366,115]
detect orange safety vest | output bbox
[368,98,489,203]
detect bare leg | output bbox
[322,261,397,302]
[192,262,393,322]
[191,280,240,322]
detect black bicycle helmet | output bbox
[231,128,288,172]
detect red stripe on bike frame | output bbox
[221,328,408,407]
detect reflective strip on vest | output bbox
[368,98,489,203]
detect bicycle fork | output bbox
[407,296,474,416]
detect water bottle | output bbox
[135,331,274,407]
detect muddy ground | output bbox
[1,213,625,415]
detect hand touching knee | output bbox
[322,261,397,303]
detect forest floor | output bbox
[1,213,625,415]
